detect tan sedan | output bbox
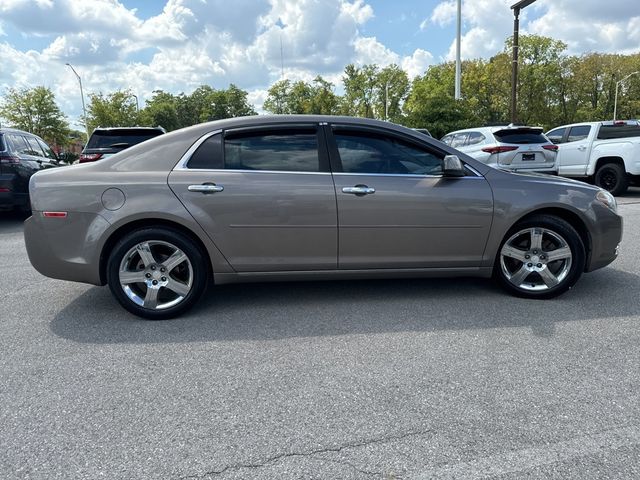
[24,116,622,319]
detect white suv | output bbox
[442,125,558,174]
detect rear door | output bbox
[168,124,338,272]
[327,125,493,269]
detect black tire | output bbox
[106,227,209,320]
[494,215,586,299]
[595,163,628,196]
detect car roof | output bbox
[92,126,166,133]
[0,126,40,136]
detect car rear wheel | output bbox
[107,228,208,319]
[494,215,585,299]
[595,163,628,196]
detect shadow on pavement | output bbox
[0,211,29,234]
[50,266,640,344]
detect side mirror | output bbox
[443,155,465,177]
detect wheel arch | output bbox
[508,207,592,271]
[99,218,213,285]
[593,156,625,175]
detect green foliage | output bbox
[263,76,340,115]
[86,89,139,133]
[0,86,70,145]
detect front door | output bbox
[327,126,494,269]
[169,125,337,272]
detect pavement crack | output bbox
[177,429,431,479]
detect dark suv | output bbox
[79,126,166,163]
[0,127,59,212]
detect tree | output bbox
[139,90,180,131]
[86,89,139,133]
[341,64,379,117]
[263,76,340,115]
[0,86,70,145]
[375,64,409,122]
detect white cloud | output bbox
[430,0,457,27]
[401,49,434,79]
[354,36,400,66]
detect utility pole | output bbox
[613,71,639,121]
[510,0,536,124]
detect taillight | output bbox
[79,153,103,163]
[0,187,10,192]
[542,144,559,152]
[0,153,20,164]
[481,146,518,154]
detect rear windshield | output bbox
[493,129,547,144]
[87,129,163,149]
[0,135,5,152]
[597,124,640,140]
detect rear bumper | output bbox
[24,211,111,285]
[0,174,28,209]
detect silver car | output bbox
[442,125,558,174]
[24,115,622,319]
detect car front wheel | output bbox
[494,215,585,299]
[106,228,208,319]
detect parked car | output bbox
[546,120,640,195]
[79,126,166,163]
[0,127,59,212]
[441,125,558,174]
[25,116,621,319]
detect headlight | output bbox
[596,189,617,213]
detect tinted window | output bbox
[0,135,5,152]
[567,126,591,143]
[224,129,319,172]
[334,131,443,175]
[188,134,223,169]
[546,128,566,144]
[25,136,45,157]
[597,124,640,140]
[494,129,547,144]
[451,133,468,148]
[441,135,453,145]
[87,129,164,149]
[36,138,57,159]
[6,134,30,154]
[467,132,485,146]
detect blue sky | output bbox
[0,0,639,126]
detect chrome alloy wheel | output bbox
[500,227,573,291]
[118,240,193,310]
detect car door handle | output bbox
[188,184,224,194]
[577,146,587,151]
[342,185,375,195]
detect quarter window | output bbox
[187,133,223,169]
[334,131,443,175]
[224,129,319,172]
[441,134,453,145]
[567,126,590,143]
[451,133,468,148]
[466,132,485,146]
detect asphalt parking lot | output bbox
[2,191,640,480]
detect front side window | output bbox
[567,126,591,143]
[224,129,319,172]
[546,128,566,144]
[334,131,443,176]
[36,138,57,159]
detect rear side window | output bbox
[334,131,443,176]
[87,129,163,149]
[567,126,591,143]
[466,132,485,146]
[187,134,223,169]
[494,129,547,144]
[6,134,30,154]
[597,124,640,140]
[224,128,319,172]
[0,135,5,151]
[546,128,566,144]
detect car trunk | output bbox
[493,128,556,169]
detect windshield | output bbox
[87,130,163,149]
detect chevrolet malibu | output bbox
[24,115,622,319]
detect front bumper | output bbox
[585,205,623,272]
[24,211,111,285]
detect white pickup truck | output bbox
[546,120,640,195]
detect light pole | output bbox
[65,63,89,141]
[613,71,639,121]
[510,0,536,124]
[454,0,461,100]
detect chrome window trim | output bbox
[333,171,484,179]
[174,129,223,170]
[171,168,331,176]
